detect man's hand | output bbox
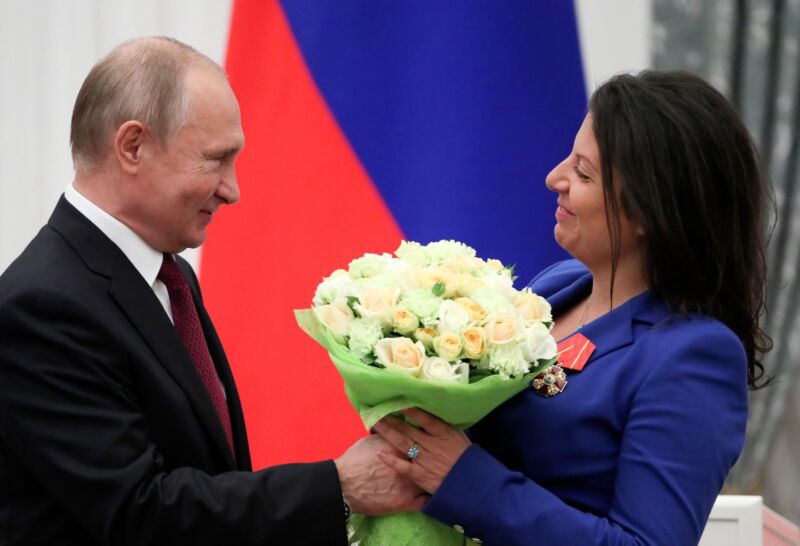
[334,435,429,515]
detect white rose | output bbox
[522,322,557,362]
[420,356,462,381]
[480,270,516,299]
[514,291,552,325]
[384,259,420,292]
[374,337,426,375]
[484,310,523,345]
[438,300,471,333]
[313,298,355,344]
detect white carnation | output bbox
[347,319,384,362]
[395,241,431,267]
[313,269,355,306]
[425,240,477,264]
[488,342,531,379]
[348,253,392,279]
[400,288,443,326]
[470,287,514,316]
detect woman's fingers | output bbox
[401,408,450,436]
[377,448,438,495]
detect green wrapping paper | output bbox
[295,309,554,546]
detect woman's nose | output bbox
[545,157,570,193]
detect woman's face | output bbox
[545,115,642,269]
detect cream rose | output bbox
[514,291,552,325]
[455,275,484,298]
[454,297,486,322]
[486,258,504,271]
[354,285,399,326]
[374,337,426,375]
[484,311,521,345]
[391,305,420,335]
[313,298,355,344]
[461,325,487,359]
[414,327,437,349]
[438,300,471,333]
[417,266,459,298]
[433,332,462,362]
[420,356,461,381]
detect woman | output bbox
[374,71,772,545]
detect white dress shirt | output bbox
[64,182,174,323]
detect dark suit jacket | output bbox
[424,260,748,545]
[0,197,347,545]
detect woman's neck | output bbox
[584,253,648,321]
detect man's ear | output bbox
[114,121,147,174]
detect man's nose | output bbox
[218,164,240,205]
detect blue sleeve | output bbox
[424,325,748,545]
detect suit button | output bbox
[453,524,465,534]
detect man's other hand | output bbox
[334,435,429,515]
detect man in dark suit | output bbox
[0,36,424,545]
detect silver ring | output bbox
[406,444,420,460]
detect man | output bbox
[0,37,423,545]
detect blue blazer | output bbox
[424,260,748,545]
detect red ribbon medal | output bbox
[556,333,596,372]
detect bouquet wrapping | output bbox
[295,241,557,545]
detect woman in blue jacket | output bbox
[375,71,772,545]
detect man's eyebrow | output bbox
[206,145,242,158]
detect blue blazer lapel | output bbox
[544,265,670,369]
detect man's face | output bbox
[128,66,244,253]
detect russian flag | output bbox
[201,0,592,468]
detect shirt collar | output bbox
[64,182,163,287]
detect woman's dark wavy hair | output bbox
[589,70,772,388]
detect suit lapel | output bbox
[108,263,237,470]
[49,197,236,470]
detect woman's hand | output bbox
[373,408,471,495]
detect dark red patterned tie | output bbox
[158,254,235,458]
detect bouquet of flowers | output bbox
[294,240,558,546]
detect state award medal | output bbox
[532,333,596,397]
[532,364,568,397]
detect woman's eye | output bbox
[573,166,591,180]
